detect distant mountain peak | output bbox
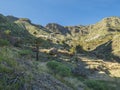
[6,15,19,22]
[18,18,31,23]
[92,16,120,30]
[45,23,70,35]
[102,16,120,20]
[100,16,120,25]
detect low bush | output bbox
[56,65,71,77]
[0,39,9,46]
[19,49,32,56]
[84,80,109,90]
[0,74,25,90]
[47,61,59,69]
[47,61,71,77]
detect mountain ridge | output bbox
[1,13,120,60]
[0,13,120,90]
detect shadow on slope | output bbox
[76,40,120,63]
[88,41,120,62]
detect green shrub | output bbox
[19,49,32,56]
[0,39,9,46]
[47,61,59,69]
[56,65,71,77]
[0,64,13,73]
[0,47,26,90]
[47,61,71,77]
[84,80,108,90]
[0,55,18,73]
[0,74,25,90]
[4,30,11,35]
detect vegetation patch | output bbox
[47,61,71,77]
[84,80,109,90]
[0,39,10,46]
[19,49,32,56]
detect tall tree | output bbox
[34,37,44,61]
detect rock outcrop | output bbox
[46,23,70,35]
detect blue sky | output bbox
[0,0,120,26]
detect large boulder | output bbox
[49,48,58,55]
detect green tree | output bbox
[34,37,44,61]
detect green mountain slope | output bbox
[0,13,120,90]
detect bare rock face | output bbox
[45,23,70,35]
[65,25,88,35]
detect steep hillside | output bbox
[112,33,120,58]
[0,14,31,37]
[15,18,51,37]
[0,13,120,90]
[70,17,120,61]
